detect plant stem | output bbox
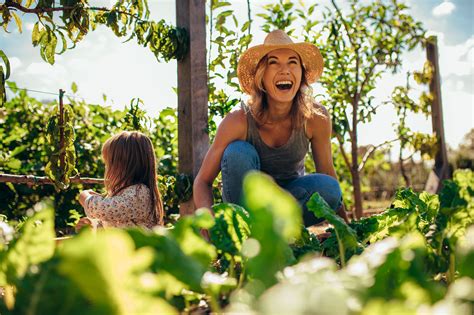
[209,293,221,313]
[229,256,235,279]
[447,252,455,284]
[335,229,346,267]
[238,265,246,289]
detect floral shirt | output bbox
[85,184,157,229]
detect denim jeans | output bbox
[221,140,342,227]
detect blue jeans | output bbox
[221,141,342,227]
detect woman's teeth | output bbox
[275,80,293,90]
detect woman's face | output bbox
[262,48,303,105]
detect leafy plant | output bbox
[307,193,361,266]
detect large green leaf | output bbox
[12,257,95,315]
[243,171,301,241]
[210,203,250,259]
[58,229,176,314]
[125,228,204,292]
[0,200,55,286]
[456,225,474,278]
[307,192,360,261]
[170,212,217,269]
[241,172,299,295]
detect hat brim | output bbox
[237,42,324,95]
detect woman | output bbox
[193,30,349,225]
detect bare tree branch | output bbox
[336,134,352,169]
[358,138,399,172]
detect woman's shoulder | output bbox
[217,107,248,141]
[224,107,247,123]
[310,102,330,120]
[305,102,331,138]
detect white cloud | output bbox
[9,57,22,72]
[425,32,474,77]
[432,1,456,17]
[442,89,474,147]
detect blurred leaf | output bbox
[58,229,176,314]
[0,200,55,286]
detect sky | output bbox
[2,0,473,151]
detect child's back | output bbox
[78,131,164,230]
[85,183,157,229]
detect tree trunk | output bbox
[351,94,363,219]
[351,147,363,219]
[399,156,411,187]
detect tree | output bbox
[450,129,474,171]
[391,62,437,187]
[0,0,189,105]
[259,0,426,218]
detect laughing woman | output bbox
[193,30,349,226]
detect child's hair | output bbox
[102,131,164,225]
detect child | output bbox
[78,131,164,229]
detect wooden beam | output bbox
[0,174,103,185]
[176,0,209,215]
[424,36,450,193]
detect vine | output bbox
[45,99,77,190]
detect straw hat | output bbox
[237,30,324,95]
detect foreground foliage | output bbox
[0,169,472,314]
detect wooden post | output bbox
[424,36,450,193]
[176,0,209,215]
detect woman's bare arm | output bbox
[307,104,337,178]
[307,104,350,222]
[193,109,247,210]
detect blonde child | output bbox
[77,131,164,229]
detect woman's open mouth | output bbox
[275,80,293,90]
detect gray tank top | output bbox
[243,103,310,185]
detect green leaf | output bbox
[58,229,177,314]
[71,82,78,94]
[6,158,21,170]
[307,193,359,250]
[0,200,56,286]
[25,0,35,8]
[210,203,250,259]
[456,225,474,278]
[0,50,10,80]
[171,214,217,269]
[126,228,205,292]
[241,172,299,295]
[11,12,22,33]
[243,171,302,241]
[32,22,41,46]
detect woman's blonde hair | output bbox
[248,54,317,128]
[102,131,164,225]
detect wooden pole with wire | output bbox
[424,36,450,193]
